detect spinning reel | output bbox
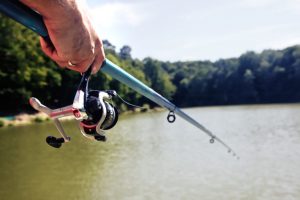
[29,68,119,148]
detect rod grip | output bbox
[0,0,53,52]
[0,0,48,37]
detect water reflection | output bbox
[0,104,300,200]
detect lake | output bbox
[0,104,300,200]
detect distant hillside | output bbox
[163,45,300,106]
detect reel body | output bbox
[29,68,119,148]
[79,90,118,141]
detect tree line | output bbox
[0,15,299,115]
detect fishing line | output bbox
[116,93,147,110]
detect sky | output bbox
[86,0,300,62]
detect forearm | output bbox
[20,0,79,20]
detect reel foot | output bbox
[46,136,66,148]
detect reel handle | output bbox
[29,97,71,145]
[29,97,51,115]
[46,136,65,148]
[53,119,71,142]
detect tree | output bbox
[1,12,300,114]
[119,45,132,60]
[143,58,176,100]
[103,39,116,53]
[0,15,61,113]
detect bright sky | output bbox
[86,0,300,62]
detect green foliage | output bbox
[0,14,61,112]
[0,13,300,115]
[33,116,44,123]
[143,58,176,100]
[0,119,4,127]
[178,46,300,106]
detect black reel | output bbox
[82,90,119,137]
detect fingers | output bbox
[40,37,105,74]
[66,58,93,73]
[91,42,105,74]
[62,40,105,74]
[40,37,68,68]
[56,61,67,68]
[40,37,60,61]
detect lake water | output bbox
[0,104,300,200]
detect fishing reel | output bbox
[29,68,119,148]
[79,90,119,142]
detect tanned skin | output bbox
[20,0,105,74]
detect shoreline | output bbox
[3,102,299,128]
[0,107,164,128]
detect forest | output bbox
[0,14,300,115]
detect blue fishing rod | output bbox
[0,0,239,158]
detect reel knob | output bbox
[94,135,107,142]
[46,136,65,148]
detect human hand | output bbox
[20,0,105,74]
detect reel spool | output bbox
[79,90,119,140]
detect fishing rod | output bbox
[0,0,239,158]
